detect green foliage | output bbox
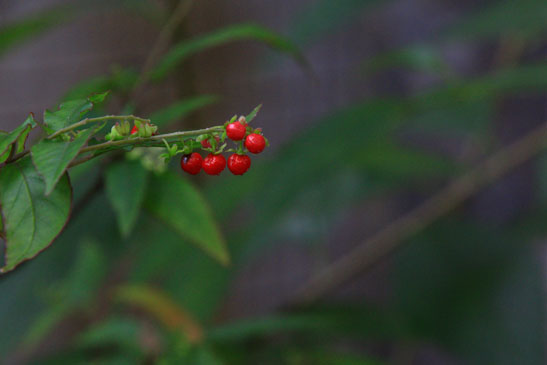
[0,157,72,273]
[105,160,149,237]
[151,23,307,81]
[1,0,546,363]
[0,114,36,159]
[31,126,101,195]
[43,92,108,133]
[145,172,229,265]
[245,104,263,123]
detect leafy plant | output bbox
[0,94,265,272]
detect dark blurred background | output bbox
[0,0,546,364]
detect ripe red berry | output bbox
[180,153,203,175]
[131,125,138,135]
[226,121,247,141]
[201,135,220,149]
[227,154,251,175]
[202,153,226,175]
[244,133,266,154]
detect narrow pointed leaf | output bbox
[245,104,262,123]
[15,125,32,154]
[0,114,36,157]
[0,133,11,164]
[151,23,307,81]
[0,157,72,273]
[115,285,204,343]
[145,172,229,265]
[31,126,98,195]
[105,160,149,237]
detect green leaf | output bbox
[245,104,262,123]
[145,172,229,265]
[43,94,108,133]
[0,157,72,273]
[0,6,73,58]
[15,123,33,154]
[0,132,11,164]
[151,23,307,81]
[149,95,219,128]
[31,126,98,195]
[105,160,149,237]
[0,114,36,157]
[88,91,110,104]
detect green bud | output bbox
[135,120,158,138]
[106,123,125,141]
[117,120,131,135]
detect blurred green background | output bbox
[0,0,546,363]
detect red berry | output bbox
[180,153,203,175]
[226,121,247,141]
[244,133,266,154]
[131,125,138,135]
[227,154,251,175]
[202,153,226,175]
[201,135,220,149]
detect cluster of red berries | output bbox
[180,118,267,176]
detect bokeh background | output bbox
[1,0,546,363]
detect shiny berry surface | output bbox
[201,135,220,148]
[244,133,266,154]
[131,125,138,135]
[202,153,226,175]
[180,153,203,175]
[227,154,251,175]
[226,121,247,141]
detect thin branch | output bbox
[79,126,223,154]
[47,115,150,140]
[289,122,547,307]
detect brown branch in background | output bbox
[289,122,547,307]
[130,0,195,100]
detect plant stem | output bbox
[79,126,224,154]
[288,122,547,307]
[47,115,151,139]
